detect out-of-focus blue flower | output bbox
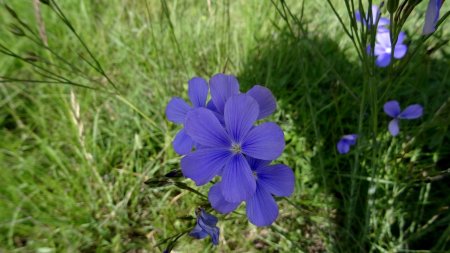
[355,5,390,29]
[181,94,285,203]
[208,157,294,227]
[370,30,408,67]
[166,77,209,155]
[189,208,220,245]
[423,0,444,35]
[337,134,358,154]
[384,100,423,136]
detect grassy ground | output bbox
[0,0,449,252]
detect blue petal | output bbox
[246,157,271,171]
[423,0,442,35]
[209,182,240,214]
[189,223,208,239]
[242,122,285,160]
[224,94,259,143]
[188,77,209,107]
[184,108,230,148]
[342,134,358,145]
[198,220,220,245]
[256,164,295,197]
[221,154,256,203]
[173,128,194,155]
[389,119,400,136]
[199,209,218,227]
[166,97,191,124]
[384,100,401,118]
[394,44,407,59]
[181,148,231,186]
[376,53,391,68]
[246,183,279,227]
[246,85,277,120]
[399,104,423,119]
[337,139,351,154]
[210,73,240,114]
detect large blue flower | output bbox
[208,157,294,226]
[181,94,285,203]
[423,0,444,35]
[384,100,423,136]
[189,208,220,245]
[165,77,209,155]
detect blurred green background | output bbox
[0,0,449,252]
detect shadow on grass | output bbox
[238,26,450,252]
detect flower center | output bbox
[385,47,392,54]
[230,143,242,154]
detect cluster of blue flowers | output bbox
[166,74,295,243]
[356,1,444,68]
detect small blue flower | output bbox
[371,29,408,67]
[165,77,209,155]
[189,208,220,245]
[355,5,390,28]
[384,100,423,136]
[208,157,294,226]
[181,94,285,203]
[423,0,444,35]
[337,134,358,154]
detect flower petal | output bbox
[423,0,441,35]
[256,164,295,197]
[173,128,194,155]
[210,73,240,114]
[242,122,285,160]
[389,119,400,136]
[399,104,423,119]
[376,53,391,68]
[246,183,279,227]
[384,100,401,118]
[221,154,256,203]
[246,156,271,171]
[224,94,259,143]
[199,209,218,226]
[185,108,230,148]
[181,148,231,186]
[189,224,208,239]
[208,182,240,214]
[166,97,190,124]
[342,134,358,145]
[394,44,407,59]
[247,85,277,120]
[188,77,209,107]
[337,139,351,154]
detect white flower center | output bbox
[231,143,242,154]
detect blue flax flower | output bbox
[372,30,408,67]
[166,77,209,155]
[208,157,294,226]
[384,100,423,136]
[337,134,358,154]
[355,5,390,29]
[189,208,220,245]
[423,0,444,35]
[181,94,285,203]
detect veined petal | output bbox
[173,128,194,155]
[246,156,271,171]
[242,122,285,160]
[224,94,259,143]
[188,77,209,107]
[210,73,240,114]
[247,85,277,120]
[208,182,240,214]
[185,108,230,148]
[389,119,400,136]
[399,104,423,119]
[166,97,190,124]
[384,100,401,118]
[256,164,295,197]
[181,148,231,186]
[246,183,279,227]
[221,154,256,203]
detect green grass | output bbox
[1,0,449,252]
